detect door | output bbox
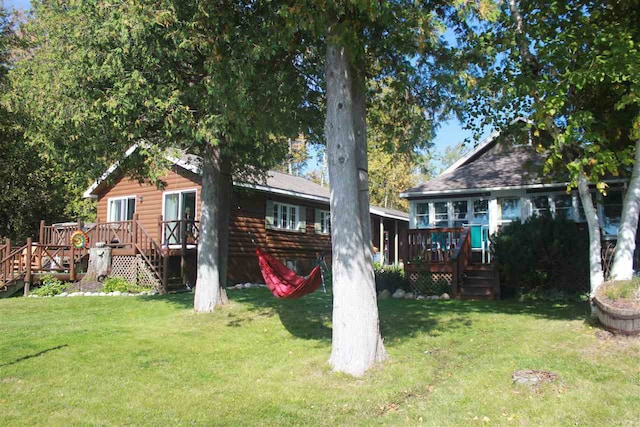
[163,190,197,244]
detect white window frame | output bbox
[319,210,331,234]
[161,188,198,221]
[273,202,301,231]
[107,195,136,222]
[415,202,430,229]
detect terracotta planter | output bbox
[594,295,640,335]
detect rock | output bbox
[392,289,406,299]
[148,290,158,296]
[378,289,391,300]
[416,295,427,300]
[112,291,121,296]
[244,283,253,288]
[60,292,68,297]
[428,295,439,300]
[121,292,130,297]
[99,292,106,296]
[404,292,415,299]
[440,293,451,300]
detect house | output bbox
[399,118,626,300]
[0,152,409,297]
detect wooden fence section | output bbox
[450,229,471,298]
[159,219,200,246]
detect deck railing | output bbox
[406,228,465,264]
[159,219,200,246]
[40,223,79,246]
[134,219,166,289]
[450,229,471,298]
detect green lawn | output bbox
[1,289,638,426]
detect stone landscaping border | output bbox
[28,290,160,298]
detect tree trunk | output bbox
[217,153,233,306]
[194,144,221,312]
[325,34,385,377]
[610,139,640,280]
[350,58,387,363]
[578,169,604,315]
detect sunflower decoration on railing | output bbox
[70,230,89,250]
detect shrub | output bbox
[491,215,589,296]
[102,277,153,294]
[374,264,411,293]
[31,274,69,297]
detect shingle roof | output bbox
[404,147,547,195]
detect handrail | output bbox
[450,229,471,298]
[87,220,136,248]
[0,244,29,287]
[134,220,164,284]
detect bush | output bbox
[102,277,153,294]
[491,215,589,297]
[31,274,69,297]
[374,264,411,294]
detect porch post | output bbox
[24,238,32,296]
[379,218,384,264]
[70,246,76,282]
[157,215,163,246]
[39,220,45,244]
[394,220,399,265]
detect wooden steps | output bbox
[459,264,499,301]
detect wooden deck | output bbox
[403,227,499,300]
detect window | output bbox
[452,201,468,227]
[531,195,549,217]
[553,194,574,220]
[498,197,520,225]
[434,202,448,227]
[416,202,430,229]
[319,210,331,234]
[271,202,303,231]
[108,196,136,221]
[472,199,489,224]
[603,191,623,237]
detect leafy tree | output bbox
[10,1,314,311]
[437,141,470,174]
[462,0,640,305]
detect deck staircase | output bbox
[0,217,169,297]
[458,264,499,301]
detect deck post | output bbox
[162,251,169,294]
[39,220,45,244]
[24,238,32,296]
[132,213,139,248]
[4,238,10,280]
[180,213,187,284]
[70,246,76,282]
[157,215,163,246]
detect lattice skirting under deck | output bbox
[110,255,161,290]
[407,271,452,295]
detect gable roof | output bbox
[401,118,551,198]
[84,150,408,221]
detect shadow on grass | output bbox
[136,287,591,343]
[0,344,68,368]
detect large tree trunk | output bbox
[610,139,640,280]
[325,35,385,377]
[350,58,387,363]
[578,169,604,315]
[194,144,222,312]
[217,153,233,306]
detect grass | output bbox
[1,289,639,426]
[602,277,640,301]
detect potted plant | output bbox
[594,278,640,335]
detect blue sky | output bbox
[5,0,486,160]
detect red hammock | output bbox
[256,248,323,299]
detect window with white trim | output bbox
[452,200,468,227]
[498,197,520,226]
[602,190,623,237]
[531,195,550,217]
[553,194,574,220]
[319,210,331,234]
[108,196,136,221]
[416,202,430,229]
[273,202,301,231]
[434,202,448,227]
[472,199,489,224]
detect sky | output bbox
[4,0,488,165]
